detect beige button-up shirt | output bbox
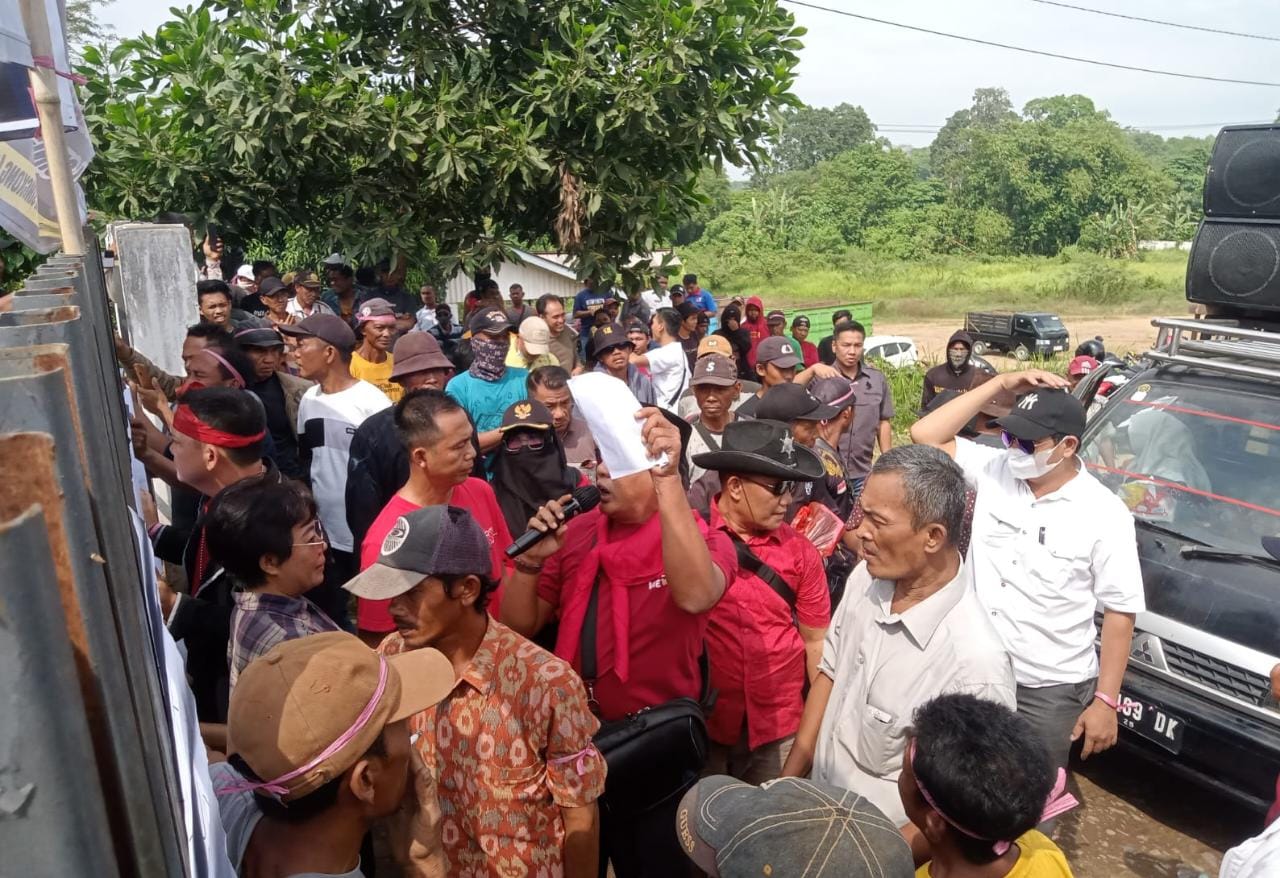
[812,562,1015,826]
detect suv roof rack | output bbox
[1147,318,1280,383]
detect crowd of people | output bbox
[119,247,1274,878]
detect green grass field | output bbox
[686,247,1188,321]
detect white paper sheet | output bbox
[568,372,666,479]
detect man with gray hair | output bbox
[781,444,1014,830]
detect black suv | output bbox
[1076,318,1280,810]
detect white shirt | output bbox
[647,340,691,411]
[813,562,1015,826]
[1221,818,1280,878]
[684,414,727,484]
[415,306,438,333]
[286,297,336,320]
[955,438,1145,688]
[641,288,672,312]
[296,380,391,551]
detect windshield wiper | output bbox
[1135,519,1203,545]
[1180,546,1280,569]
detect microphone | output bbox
[505,485,601,558]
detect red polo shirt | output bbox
[538,507,737,722]
[705,500,830,749]
[357,479,512,632]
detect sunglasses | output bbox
[1000,430,1038,455]
[503,432,546,452]
[741,476,795,497]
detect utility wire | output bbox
[1031,0,1280,43]
[780,0,1280,88]
[875,120,1274,132]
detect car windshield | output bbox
[1032,315,1066,332]
[1080,379,1280,553]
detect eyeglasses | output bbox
[740,476,794,497]
[293,520,328,548]
[503,432,546,452]
[1000,430,1037,455]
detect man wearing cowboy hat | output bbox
[693,419,832,785]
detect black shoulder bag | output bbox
[581,571,711,816]
[726,532,796,610]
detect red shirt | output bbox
[537,507,737,722]
[705,501,831,748]
[798,339,819,368]
[357,479,513,632]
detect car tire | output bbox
[1014,345,1030,361]
[972,340,988,356]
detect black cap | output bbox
[258,276,288,298]
[808,375,856,412]
[755,382,842,422]
[278,313,356,350]
[590,322,631,356]
[691,418,823,481]
[676,775,914,878]
[468,308,511,336]
[498,399,554,433]
[993,388,1086,440]
[233,317,285,348]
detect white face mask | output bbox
[1005,442,1060,480]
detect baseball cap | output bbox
[676,301,701,320]
[322,252,348,266]
[791,314,810,329]
[278,313,357,351]
[233,317,285,349]
[697,334,733,359]
[766,309,787,326]
[676,775,915,878]
[1068,355,1099,377]
[469,308,511,337]
[808,374,856,412]
[590,321,630,357]
[691,354,738,387]
[293,269,322,289]
[258,276,288,298]
[755,336,801,370]
[227,632,455,802]
[755,382,841,422]
[234,264,255,283]
[498,399,554,433]
[344,505,493,601]
[626,319,650,337]
[356,298,396,324]
[993,387,1086,440]
[390,332,453,378]
[519,316,552,355]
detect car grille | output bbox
[1160,641,1272,707]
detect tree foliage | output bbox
[762,102,876,176]
[77,0,802,283]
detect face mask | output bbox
[1005,443,1060,480]
[469,336,507,381]
[948,350,968,369]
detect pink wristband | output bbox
[1093,691,1120,711]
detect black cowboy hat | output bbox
[692,419,823,482]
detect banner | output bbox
[0,0,92,252]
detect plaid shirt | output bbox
[228,591,340,689]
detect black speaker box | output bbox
[1204,125,1280,219]
[1186,218,1280,313]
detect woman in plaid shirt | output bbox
[204,473,340,689]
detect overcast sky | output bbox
[100,0,1280,147]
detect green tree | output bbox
[77,0,802,284]
[64,0,115,56]
[931,87,1018,183]
[1022,94,1109,126]
[762,102,876,175]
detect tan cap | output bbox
[519,315,551,355]
[697,334,733,359]
[227,632,455,801]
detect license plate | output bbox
[1118,693,1184,753]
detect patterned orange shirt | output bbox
[381,619,606,877]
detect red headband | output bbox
[172,404,265,448]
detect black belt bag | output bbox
[579,571,711,815]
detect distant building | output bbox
[443,248,682,304]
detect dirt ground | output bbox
[877,313,1178,366]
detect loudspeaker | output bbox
[1186,218,1280,313]
[1204,125,1280,219]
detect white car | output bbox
[864,335,919,368]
